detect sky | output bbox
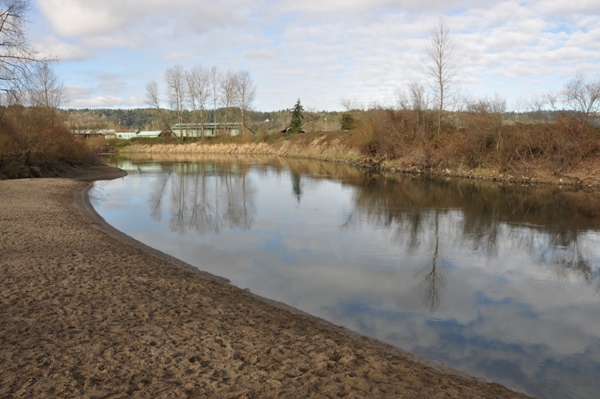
[27,0,600,111]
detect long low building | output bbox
[171,122,242,138]
[136,131,162,138]
[72,129,155,140]
[72,123,243,140]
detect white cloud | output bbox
[38,0,126,37]
[535,0,600,15]
[35,36,90,61]
[37,0,247,38]
[244,50,279,60]
[30,0,600,110]
[70,95,128,108]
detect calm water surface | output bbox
[93,155,600,399]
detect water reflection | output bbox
[142,161,256,235]
[96,155,600,399]
[414,209,447,312]
[291,171,303,203]
[342,173,600,302]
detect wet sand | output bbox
[0,167,535,398]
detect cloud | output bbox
[244,50,279,60]
[65,85,93,97]
[37,0,126,37]
[32,0,600,110]
[69,95,128,108]
[535,0,600,15]
[37,0,243,38]
[35,36,90,61]
[278,0,497,14]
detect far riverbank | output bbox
[124,132,600,190]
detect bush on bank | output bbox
[0,106,99,179]
[349,108,600,174]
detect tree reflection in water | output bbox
[147,161,256,235]
[414,209,447,312]
[342,174,600,310]
[291,171,303,203]
[114,154,600,308]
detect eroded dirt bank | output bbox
[131,139,600,189]
[0,168,534,398]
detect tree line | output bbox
[61,107,344,135]
[145,65,256,138]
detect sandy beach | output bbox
[0,167,535,398]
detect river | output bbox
[92,154,600,399]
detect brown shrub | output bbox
[444,113,599,173]
[351,108,437,159]
[0,106,98,179]
[347,105,598,174]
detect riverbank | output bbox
[0,167,534,398]
[129,133,600,189]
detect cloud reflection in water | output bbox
[94,155,600,399]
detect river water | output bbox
[92,154,600,399]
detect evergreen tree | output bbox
[341,112,356,130]
[289,99,304,133]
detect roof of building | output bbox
[137,131,162,137]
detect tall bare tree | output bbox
[423,18,457,138]
[28,62,65,109]
[145,80,175,137]
[208,66,221,130]
[165,65,186,137]
[235,70,256,134]
[185,65,210,137]
[561,72,600,120]
[220,70,238,131]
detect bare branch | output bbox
[145,80,174,136]
[561,71,600,119]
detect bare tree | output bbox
[423,18,458,138]
[220,70,238,132]
[561,72,600,120]
[305,106,322,132]
[186,65,210,137]
[395,81,431,142]
[340,98,363,111]
[165,65,186,137]
[145,80,175,137]
[235,70,256,134]
[0,0,40,97]
[28,62,65,109]
[396,81,430,112]
[208,66,221,130]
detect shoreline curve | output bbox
[0,165,535,398]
